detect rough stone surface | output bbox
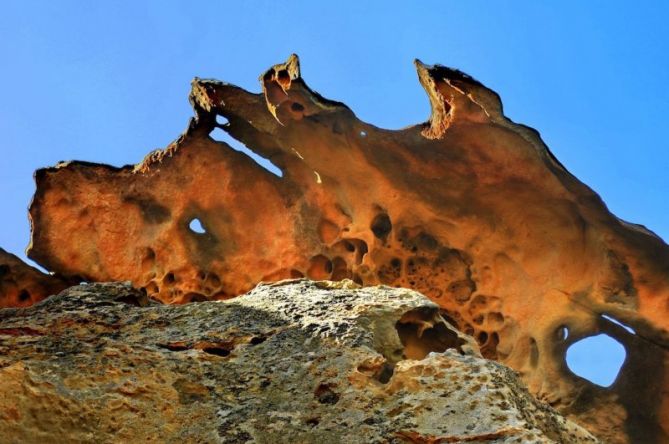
[0,280,596,443]
[0,248,71,308]
[4,55,667,441]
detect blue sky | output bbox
[1,1,667,384]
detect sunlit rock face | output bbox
[12,55,669,441]
[0,281,597,443]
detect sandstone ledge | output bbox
[0,280,595,443]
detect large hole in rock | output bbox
[566,334,626,387]
[395,307,464,360]
[209,127,283,178]
[370,213,392,241]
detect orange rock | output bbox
[0,248,71,308]
[23,55,669,442]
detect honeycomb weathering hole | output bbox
[308,255,333,280]
[395,307,464,360]
[566,334,626,387]
[370,213,392,241]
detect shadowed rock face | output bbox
[10,55,669,441]
[0,281,597,443]
[0,248,71,308]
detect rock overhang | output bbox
[0,54,667,442]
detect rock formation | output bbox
[0,248,71,308]
[1,55,667,441]
[0,280,597,443]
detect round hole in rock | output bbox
[370,213,392,241]
[314,384,339,405]
[276,69,290,82]
[396,308,465,360]
[566,334,626,387]
[189,218,206,234]
[216,115,229,126]
[307,255,333,280]
[18,290,30,302]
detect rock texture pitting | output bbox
[0,280,597,443]
[1,54,667,442]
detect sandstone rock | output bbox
[0,248,71,308]
[16,55,669,441]
[0,280,596,443]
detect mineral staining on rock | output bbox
[0,281,597,443]
[0,248,71,308]
[3,54,667,441]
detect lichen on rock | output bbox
[0,280,596,443]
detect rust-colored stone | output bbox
[0,248,71,308]
[24,55,669,442]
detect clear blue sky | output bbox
[0,1,667,385]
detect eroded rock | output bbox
[0,248,71,308]
[20,55,669,442]
[0,280,596,443]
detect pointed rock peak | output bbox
[260,54,348,124]
[415,59,452,140]
[261,53,302,92]
[260,54,302,123]
[415,59,502,139]
[189,77,222,113]
[415,59,485,89]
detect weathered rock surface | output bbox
[0,248,71,308]
[0,280,596,443]
[3,54,667,441]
